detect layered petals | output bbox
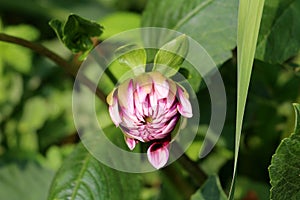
[107,72,193,169]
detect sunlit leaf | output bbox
[229,1,265,199]
[99,12,141,39]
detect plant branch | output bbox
[0,33,106,103]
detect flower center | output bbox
[144,116,153,123]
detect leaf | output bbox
[114,44,146,75]
[269,103,300,200]
[47,143,141,200]
[49,14,103,60]
[142,0,238,66]
[153,34,189,77]
[0,161,54,200]
[99,12,141,39]
[190,175,227,200]
[229,1,265,199]
[255,0,300,64]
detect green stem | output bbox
[0,33,106,103]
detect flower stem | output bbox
[0,33,106,102]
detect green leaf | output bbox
[47,143,141,200]
[190,175,227,200]
[256,0,300,64]
[114,44,146,75]
[0,161,54,200]
[142,0,238,66]
[49,20,64,41]
[229,1,265,199]
[49,14,103,60]
[153,34,189,77]
[99,12,141,39]
[269,103,300,200]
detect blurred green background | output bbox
[0,0,300,199]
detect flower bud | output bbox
[107,71,192,169]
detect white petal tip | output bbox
[147,142,169,169]
[125,137,137,150]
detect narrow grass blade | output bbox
[228,1,265,199]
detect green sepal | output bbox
[153,34,189,77]
[114,44,147,75]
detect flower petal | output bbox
[135,73,153,102]
[117,79,134,114]
[177,87,193,118]
[147,141,170,169]
[149,71,169,99]
[125,137,137,150]
[106,88,116,106]
[109,95,122,126]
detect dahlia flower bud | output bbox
[107,71,192,169]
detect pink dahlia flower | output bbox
[107,72,192,169]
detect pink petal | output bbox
[117,79,134,114]
[177,87,193,118]
[161,115,179,135]
[125,137,137,150]
[108,96,122,126]
[147,141,170,169]
[135,74,152,102]
[149,71,169,99]
[166,80,177,108]
[154,80,169,99]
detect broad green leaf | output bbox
[47,143,141,200]
[115,44,146,75]
[256,0,300,64]
[153,34,189,77]
[229,1,265,199]
[190,175,227,200]
[0,161,54,200]
[269,103,300,200]
[49,14,103,60]
[99,12,141,39]
[142,0,238,66]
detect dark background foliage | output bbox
[0,0,300,199]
